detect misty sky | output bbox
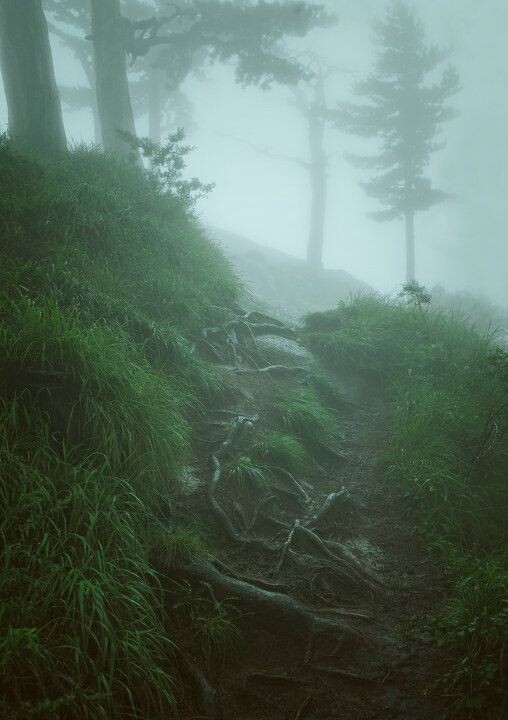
[1,0,507,306]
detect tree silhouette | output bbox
[333,0,460,281]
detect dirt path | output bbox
[176,316,448,720]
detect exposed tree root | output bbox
[294,523,379,589]
[276,519,300,573]
[294,695,312,720]
[176,648,219,719]
[311,664,378,683]
[171,557,360,647]
[246,495,276,532]
[307,489,352,529]
[233,364,310,376]
[212,557,287,593]
[270,466,310,503]
[208,414,259,544]
[243,672,306,687]
[271,518,380,591]
[201,311,298,369]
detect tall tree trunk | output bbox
[90,0,137,156]
[306,85,328,271]
[148,65,163,144]
[0,0,66,154]
[307,157,327,271]
[405,210,416,282]
[92,101,102,145]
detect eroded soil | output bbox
[172,325,448,720]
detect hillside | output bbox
[0,140,506,720]
[0,136,239,719]
[209,226,371,319]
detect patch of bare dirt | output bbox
[167,314,448,720]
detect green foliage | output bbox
[305,293,508,715]
[45,0,332,124]
[433,558,507,716]
[0,139,239,718]
[0,294,190,494]
[0,422,174,719]
[152,523,210,566]
[226,455,268,489]
[153,1,333,90]
[120,128,215,209]
[252,429,309,474]
[0,136,238,334]
[334,0,460,222]
[398,280,432,308]
[274,387,335,448]
[305,292,488,378]
[175,583,240,660]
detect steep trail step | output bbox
[169,308,447,720]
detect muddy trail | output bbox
[160,309,448,720]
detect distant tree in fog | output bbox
[229,55,343,272]
[332,0,460,282]
[45,0,332,155]
[0,0,66,153]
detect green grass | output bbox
[305,293,508,718]
[177,583,241,662]
[152,523,210,566]
[0,137,240,718]
[226,455,268,490]
[252,429,309,474]
[0,419,174,719]
[273,387,336,449]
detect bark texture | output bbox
[405,210,416,282]
[148,64,163,144]
[90,0,137,155]
[0,0,66,154]
[306,83,328,271]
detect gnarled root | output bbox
[175,648,220,719]
[208,414,259,544]
[201,312,297,369]
[171,557,360,649]
[307,489,352,530]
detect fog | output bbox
[1,0,507,306]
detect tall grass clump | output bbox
[0,411,174,719]
[273,387,336,450]
[0,137,240,717]
[304,290,508,717]
[252,429,309,474]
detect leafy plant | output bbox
[398,280,432,309]
[120,128,215,209]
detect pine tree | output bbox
[45,0,331,153]
[335,0,460,281]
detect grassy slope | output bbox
[304,294,508,718]
[0,138,238,719]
